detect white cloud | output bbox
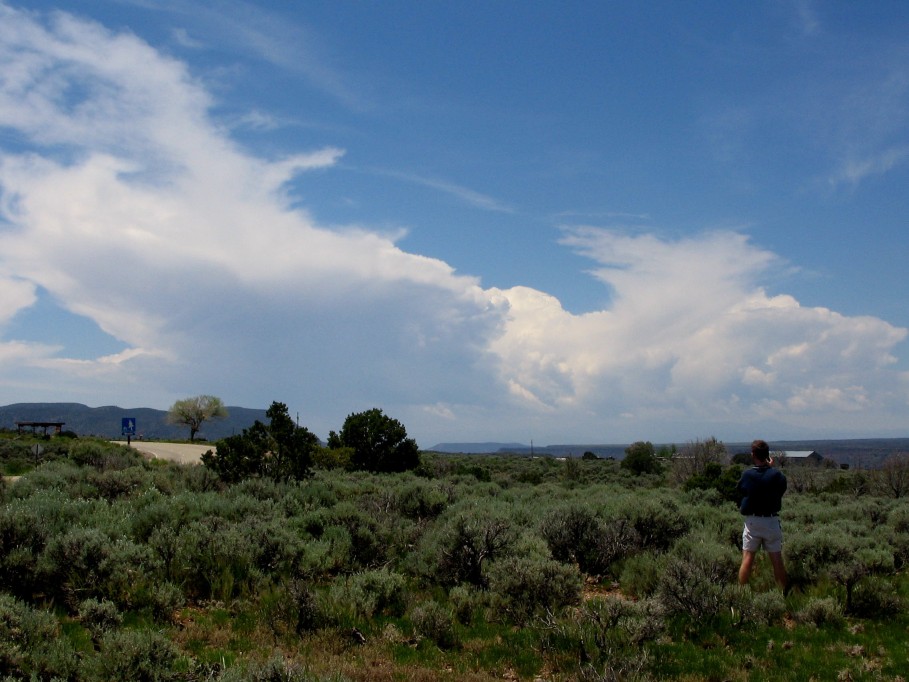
[0,276,35,322]
[487,228,907,439]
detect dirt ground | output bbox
[112,440,214,464]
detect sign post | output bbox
[121,417,136,445]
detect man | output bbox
[737,439,787,589]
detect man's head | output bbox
[751,439,771,463]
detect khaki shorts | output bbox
[742,515,783,553]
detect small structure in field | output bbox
[15,421,66,436]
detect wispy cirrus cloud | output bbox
[361,166,516,214]
[829,145,909,187]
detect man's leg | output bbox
[738,550,756,585]
[768,551,787,590]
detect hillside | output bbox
[0,402,266,441]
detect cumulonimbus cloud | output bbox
[488,228,907,438]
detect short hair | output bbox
[751,439,770,462]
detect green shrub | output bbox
[181,463,224,493]
[448,584,482,625]
[81,628,182,682]
[785,525,847,588]
[79,598,123,645]
[657,536,738,621]
[794,596,844,628]
[622,497,689,551]
[217,654,344,681]
[40,526,155,608]
[573,596,666,649]
[590,518,641,577]
[69,441,141,471]
[0,502,49,598]
[0,593,80,680]
[419,507,516,587]
[321,502,386,571]
[0,440,34,476]
[888,505,909,534]
[787,525,895,610]
[258,579,321,638]
[148,524,180,582]
[91,466,151,500]
[731,587,787,627]
[539,504,599,568]
[240,516,305,577]
[486,555,581,625]
[394,479,449,520]
[888,531,909,570]
[619,551,665,598]
[410,599,458,648]
[149,582,185,624]
[848,577,903,618]
[541,596,662,679]
[324,568,407,625]
[174,518,256,600]
[0,592,58,652]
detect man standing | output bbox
[737,439,787,589]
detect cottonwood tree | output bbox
[874,453,909,499]
[670,437,727,485]
[166,395,228,442]
[328,408,420,473]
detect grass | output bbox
[644,607,909,681]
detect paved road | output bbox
[114,441,215,464]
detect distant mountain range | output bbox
[429,438,909,467]
[0,402,267,441]
[430,442,528,454]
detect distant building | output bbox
[776,450,824,466]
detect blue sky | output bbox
[1,1,907,446]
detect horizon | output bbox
[1,2,908,446]
[2,401,907,452]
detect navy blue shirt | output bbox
[737,464,787,516]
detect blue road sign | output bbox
[121,417,136,436]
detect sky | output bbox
[1,1,908,447]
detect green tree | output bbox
[202,402,318,483]
[328,408,419,473]
[165,395,228,441]
[621,441,660,476]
